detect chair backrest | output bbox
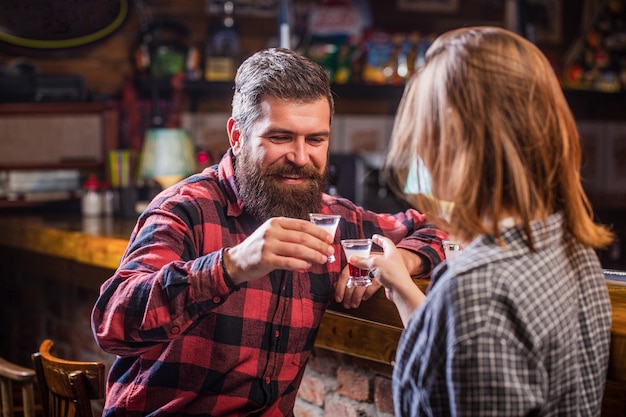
[31,340,105,417]
[0,357,37,417]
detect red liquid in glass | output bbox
[349,263,368,277]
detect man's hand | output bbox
[333,238,426,310]
[334,265,382,309]
[223,217,334,286]
[349,234,426,327]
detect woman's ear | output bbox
[227,117,242,154]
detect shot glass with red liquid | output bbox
[341,239,373,288]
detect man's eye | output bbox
[270,136,291,142]
[307,137,325,144]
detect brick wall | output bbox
[295,350,395,417]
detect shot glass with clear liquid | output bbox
[341,238,373,288]
[309,213,341,262]
[443,240,463,260]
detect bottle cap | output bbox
[84,174,100,190]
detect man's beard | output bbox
[235,147,328,221]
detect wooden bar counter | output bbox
[0,214,624,414]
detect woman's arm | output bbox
[350,234,426,327]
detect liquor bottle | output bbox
[205,1,240,82]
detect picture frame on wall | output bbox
[397,0,459,13]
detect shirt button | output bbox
[212,296,221,303]
[171,326,180,334]
[265,377,271,384]
[274,330,279,338]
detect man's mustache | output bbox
[265,164,323,180]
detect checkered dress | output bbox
[393,213,612,416]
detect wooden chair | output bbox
[0,357,37,417]
[31,340,105,417]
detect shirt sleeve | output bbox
[395,208,447,277]
[92,198,235,357]
[358,204,448,277]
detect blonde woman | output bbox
[352,27,615,416]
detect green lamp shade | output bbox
[139,128,197,189]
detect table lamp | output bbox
[138,128,197,190]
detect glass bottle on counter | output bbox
[81,173,102,217]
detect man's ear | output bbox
[227,118,242,154]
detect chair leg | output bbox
[0,378,15,417]
[0,379,35,417]
[20,383,36,417]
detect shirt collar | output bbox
[218,148,245,217]
[429,212,566,291]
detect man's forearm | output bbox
[399,249,430,277]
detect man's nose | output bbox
[285,140,309,166]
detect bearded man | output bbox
[91,48,446,417]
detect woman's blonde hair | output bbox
[386,26,614,249]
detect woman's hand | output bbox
[350,234,426,327]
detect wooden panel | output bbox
[608,286,626,382]
[328,292,402,328]
[316,310,402,365]
[601,380,626,417]
[327,278,429,327]
[0,247,112,292]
